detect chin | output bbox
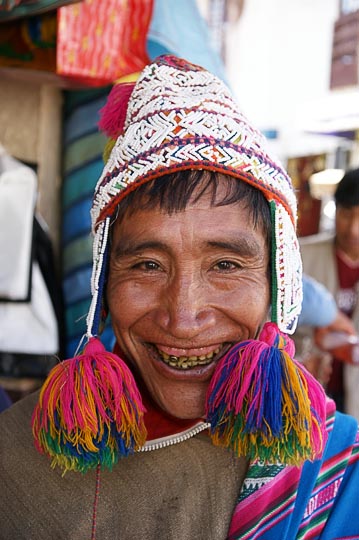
[152,382,208,419]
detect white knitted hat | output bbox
[89,55,302,335]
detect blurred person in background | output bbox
[296,274,356,387]
[299,168,359,418]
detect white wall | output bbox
[225,0,344,159]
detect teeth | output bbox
[158,346,222,369]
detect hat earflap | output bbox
[32,218,147,473]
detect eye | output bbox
[133,260,161,271]
[214,260,241,271]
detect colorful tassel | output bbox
[32,338,147,473]
[98,82,136,139]
[205,322,327,465]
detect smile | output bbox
[157,346,222,370]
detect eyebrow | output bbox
[112,237,262,259]
[112,241,167,258]
[207,239,262,257]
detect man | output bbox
[300,169,359,417]
[1,55,358,540]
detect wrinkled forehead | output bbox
[110,189,270,265]
[112,171,271,239]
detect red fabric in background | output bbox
[57,0,153,86]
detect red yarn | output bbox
[259,321,295,356]
[98,82,136,139]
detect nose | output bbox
[155,271,216,339]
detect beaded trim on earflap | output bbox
[91,54,302,334]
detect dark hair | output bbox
[115,169,272,245]
[334,168,359,208]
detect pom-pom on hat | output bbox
[93,54,302,334]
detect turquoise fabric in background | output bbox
[147,0,229,85]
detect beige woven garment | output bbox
[0,391,248,540]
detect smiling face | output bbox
[107,181,270,419]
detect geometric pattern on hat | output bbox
[91,55,302,334]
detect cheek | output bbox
[240,284,270,319]
[247,274,270,314]
[107,275,159,330]
[336,219,346,235]
[215,275,270,325]
[336,214,352,236]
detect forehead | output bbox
[112,189,268,256]
[114,174,269,226]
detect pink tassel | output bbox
[205,322,327,465]
[32,338,147,473]
[98,82,136,139]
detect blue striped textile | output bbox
[61,89,115,356]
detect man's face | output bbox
[335,205,359,261]
[107,184,270,419]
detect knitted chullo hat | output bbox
[32,55,327,473]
